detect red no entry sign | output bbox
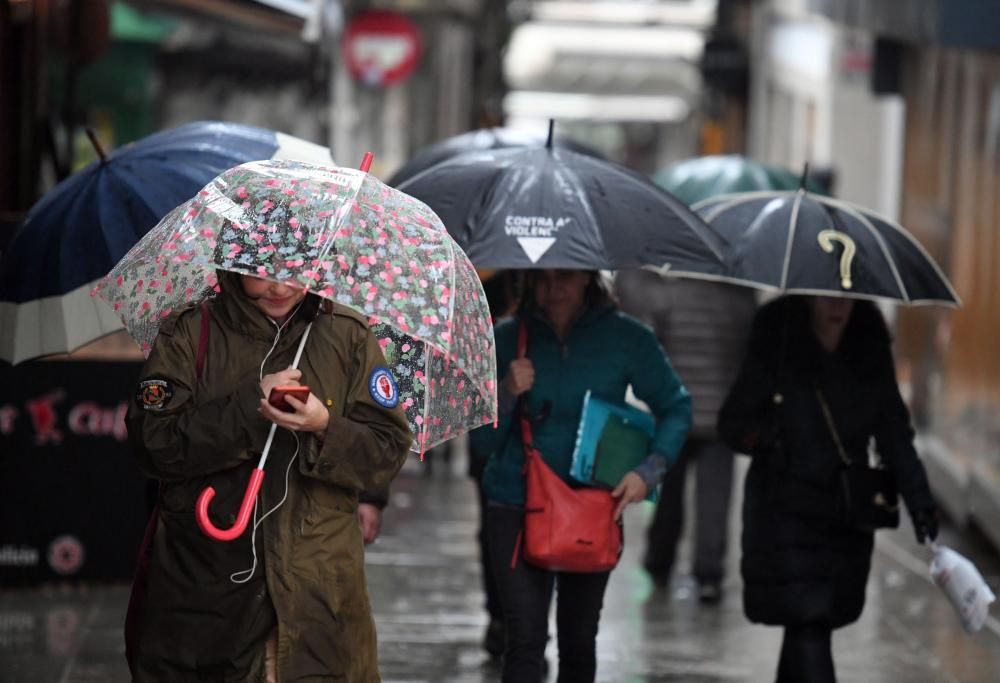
[342,10,422,88]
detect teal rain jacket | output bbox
[472,304,692,506]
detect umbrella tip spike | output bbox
[360,152,374,173]
[546,119,555,150]
[799,162,810,191]
[86,127,109,163]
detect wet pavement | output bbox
[2,451,999,682]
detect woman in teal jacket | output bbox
[471,269,691,683]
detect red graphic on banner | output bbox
[342,10,421,88]
[27,390,66,445]
[4,391,128,443]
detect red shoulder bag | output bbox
[516,321,623,573]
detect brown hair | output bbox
[514,270,616,315]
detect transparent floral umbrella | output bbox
[94,158,498,452]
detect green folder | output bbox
[570,391,658,501]
[591,412,654,489]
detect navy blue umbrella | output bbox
[0,121,333,363]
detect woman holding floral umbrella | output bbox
[97,159,497,681]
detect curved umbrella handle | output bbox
[195,468,265,541]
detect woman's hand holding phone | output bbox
[261,368,302,399]
[259,368,331,436]
[268,386,311,412]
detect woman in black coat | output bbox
[718,296,938,683]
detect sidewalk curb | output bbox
[917,435,1000,552]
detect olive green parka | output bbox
[126,275,412,682]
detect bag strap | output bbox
[517,317,528,359]
[815,386,851,466]
[516,319,535,456]
[196,302,211,380]
[511,319,533,569]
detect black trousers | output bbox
[643,437,734,583]
[474,474,503,622]
[776,625,836,683]
[486,503,611,683]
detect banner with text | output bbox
[0,361,149,581]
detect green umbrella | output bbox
[654,155,828,206]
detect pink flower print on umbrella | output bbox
[93,159,497,451]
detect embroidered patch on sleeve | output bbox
[368,367,399,408]
[136,379,174,411]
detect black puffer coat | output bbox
[718,297,935,628]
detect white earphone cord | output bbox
[230,433,298,584]
[233,304,308,584]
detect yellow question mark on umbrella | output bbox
[817,230,857,289]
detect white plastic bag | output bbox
[929,543,996,633]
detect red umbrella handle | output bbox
[195,468,266,541]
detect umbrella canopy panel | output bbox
[386,126,604,187]
[397,146,728,276]
[655,154,828,206]
[0,121,332,304]
[94,160,497,450]
[695,191,960,307]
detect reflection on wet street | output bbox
[2,454,999,682]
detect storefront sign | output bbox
[0,361,148,581]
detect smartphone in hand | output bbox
[267,385,311,412]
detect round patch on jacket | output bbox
[368,367,399,408]
[136,378,173,411]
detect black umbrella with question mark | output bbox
[691,189,960,308]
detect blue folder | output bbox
[570,391,659,502]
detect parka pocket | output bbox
[299,477,358,516]
[159,471,247,529]
[298,482,364,573]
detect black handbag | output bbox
[815,387,900,531]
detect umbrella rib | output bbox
[640,266,775,292]
[776,287,919,305]
[821,195,962,306]
[697,197,741,224]
[446,236,458,359]
[394,151,481,191]
[575,155,728,261]
[779,191,804,291]
[691,190,794,221]
[421,342,433,453]
[830,200,911,303]
[314,169,365,286]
